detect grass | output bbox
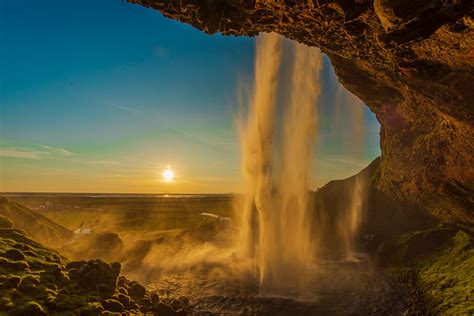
[418,231,473,315]
[378,225,473,315]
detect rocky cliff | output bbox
[128,0,474,223]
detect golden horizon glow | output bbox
[163,167,175,182]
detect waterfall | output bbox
[236,32,368,298]
[237,33,323,296]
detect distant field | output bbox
[3,193,237,237]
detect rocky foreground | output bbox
[0,215,190,315]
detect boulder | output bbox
[71,260,121,291]
[101,299,124,313]
[127,281,146,300]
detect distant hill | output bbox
[0,195,73,246]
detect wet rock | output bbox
[116,276,127,288]
[128,281,146,300]
[102,299,124,313]
[66,260,87,270]
[175,309,188,316]
[0,258,29,271]
[19,275,40,292]
[5,249,26,261]
[6,275,22,289]
[10,301,48,316]
[117,286,128,295]
[93,232,124,253]
[178,295,189,307]
[113,293,131,307]
[142,295,152,306]
[151,302,177,316]
[80,302,104,315]
[170,298,184,310]
[151,292,160,304]
[71,260,120,290]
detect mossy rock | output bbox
[70,260,120,290]
[54,293,88,311]
[127,281,146,300]
[101,299,124,313]
[0,215,13,229]
[78,301,104,316]
[0,296,14,310]
[150,302,178,316]
[112,293,131,307]
[10,301,48,316]
[379,226,473,315]
[0,219,191,315]
[5,248,26,261]
[0,258,30,271]
[5,275,22,289]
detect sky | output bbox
[0,0,380,194]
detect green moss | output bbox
[0,224,189,315]
[379,227,473,315]
[0,257,30,271]
[54,294,88,311]
[0,296,14,310]
[78,302,104,315]
[418,231,473,315]
[10,301,48,316]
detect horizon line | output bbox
[0,191,239,195]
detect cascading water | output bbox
[236,32,370,297]
[237,33,323,296]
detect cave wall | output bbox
[128,0,474,223]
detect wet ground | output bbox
[147,259,409,315]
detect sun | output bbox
[162,167,175,182]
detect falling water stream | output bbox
[237,32,370,298]
[238,33,323,296]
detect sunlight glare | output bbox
[163,167,175,182]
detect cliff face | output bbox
[129,0,473,223]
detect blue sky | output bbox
[0,0,380,193]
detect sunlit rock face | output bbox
[129,0,473,223]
